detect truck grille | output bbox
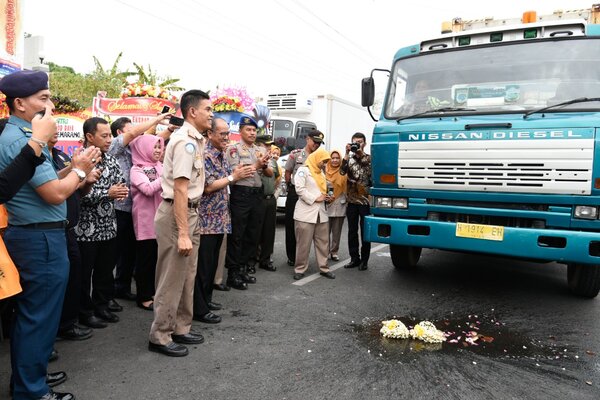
[397,138,593,195]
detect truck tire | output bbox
[390,245,422,269]
[567,263,600,298]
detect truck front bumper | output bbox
[364,216,600,265]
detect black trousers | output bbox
[135,239,157,304]
[59,229,82,330]
[226,187,264,278]
[257,196,277,265]
[284,185,299,263]
[347,203,371,263]
[194,234,223,317]
[114,210,137,295]
[78,238,117,317]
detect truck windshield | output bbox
[385,38,600,119]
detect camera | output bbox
[349,142,360,153]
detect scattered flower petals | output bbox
[585,381,592,386]
[586,350,596,356]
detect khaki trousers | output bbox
[328,216,345,256]
[149,201,200,345]
[213,235,227,285]
[294,219,329,274]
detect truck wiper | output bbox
[523,97,600,118]
[396,107,476,122]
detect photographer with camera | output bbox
[340,132,372,271]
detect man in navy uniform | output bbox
[0,70,99,400]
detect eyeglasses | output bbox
[209,130,230,137]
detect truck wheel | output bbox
[567,263,600,298]
[390,245,422,269]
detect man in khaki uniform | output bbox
[148,89,213,357]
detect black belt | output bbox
[264,194,274,199]
[164,198,199,209]
[11,220,68,230]
[231,185,263,194]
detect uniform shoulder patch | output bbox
[185,143,196,154]
[20,126,33,134]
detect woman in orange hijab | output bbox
[292,147,335,280]
[325,150,347,261]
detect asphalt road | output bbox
[1,220,599,400]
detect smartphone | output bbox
[169,115,184,127]
[160,105,171,114]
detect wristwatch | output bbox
[227,175,234,184]
[72,168,86,182]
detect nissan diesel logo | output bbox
[407,130,583,141]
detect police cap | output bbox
[308,129,325,144]
[0,70,49,98]
[255,134,274,145]
[239,116,258,128]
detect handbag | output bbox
[0,205,22,300]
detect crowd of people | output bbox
[0,70,372,400]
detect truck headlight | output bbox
[375,197,392,208]
[574,205,598,219]
[393,198,408,209]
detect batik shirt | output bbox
[340,153,372,206]
[198,141,232,235]
[74,152,124,242]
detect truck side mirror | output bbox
[361,77,375,107]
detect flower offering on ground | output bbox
[380,319,410,339]
[410,321,446,344]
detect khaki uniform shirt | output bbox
[293,166,329,224]
[160,121,206,202]
[284,148,308,186]
[225,142,263,188]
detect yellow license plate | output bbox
[455,222,504,241]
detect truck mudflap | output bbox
[364,215,600,265]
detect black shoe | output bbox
[37,390,75,400]
[194,312,221,324]
[137,301,153,311]
[95,309,119,323]
[208,302,222,311]
[240,273,257,284]
[259,262,277,272]
[227,277,248,290]
[172,332,205,344]
[320,271,336,279]
[49,348,59,362]
[114,291,137,301]
[107,299,123,312]
[287,259,295,266]
[57,324,93,341]
[79,315,107,329]
[247,265,256,274]
[358,262,369,271]
[47,371,67,387]
[148,341,189,357]
[213,283,230,291]
[293,273,304,280]
[344,259,361,269]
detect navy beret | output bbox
[0,70,49,98]
[239,116,258,128]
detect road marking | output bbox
[292,243,389,286]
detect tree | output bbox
[133,62,185,92]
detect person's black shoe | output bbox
[194,312,221,324]
[247,265,256,274]
[49,348,59,362]
[213,283,230,291]
[114,291,137,301]
[148,341,189,357]
[172,332,205,344]
[57,324,93,341]
[107,299,123,312]
[358,262,369,271]
[47,371,67,387]
[240,273,257,284]
[344,259,361,269]
[95,309,119,323]
[37,389,75,400]
[287,259,295,266]
[259,262,277,272]
[293,273,304,280]
[227,277,248,290]
[320,271,336,279]
[137,302,153,311]
[79,315,107,329]
[208,302,222,311]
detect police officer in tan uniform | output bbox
[148,90,212,357]
[284,130,323,266]
[225,117,273,290]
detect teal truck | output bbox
[361,6,600,297]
